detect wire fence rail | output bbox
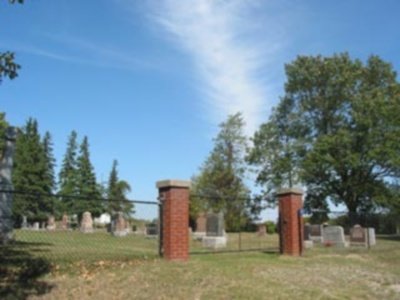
[0,190,161,266]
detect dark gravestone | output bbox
[206,212,224,237]
[196,212,207,232]
[309,224,323,242]
[146,223,158,236]
[304,224,311,241]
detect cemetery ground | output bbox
[1,232,399,299]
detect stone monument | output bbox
[0,127,17,244]
[47,215,56,231]
[303,223,314,249]
[322,226,349,247]
[309,224,324,243]
[350,224,376,247]
[21,215,28,229]
[61,213,68,230]
[112,212,128,237]
[80,211,93,233]
[202,212,227,249]
[32,222,40,231]
[257,224,267,237]
[192,212,207,240]
[145,222,158,237]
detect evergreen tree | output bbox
[76,136,102,217]
[58,130,79,214]
[12,118,53,223]
[42,131,56,193]
[191,113,252,231]
[106,160,134,217]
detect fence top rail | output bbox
[0,189,159,206]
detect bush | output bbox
[265,221,276,234]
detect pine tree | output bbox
[58,130,79,214]
[76,136,102,217]
[42,132,56,193]
[107,160,134,217]
[12,118,53,223]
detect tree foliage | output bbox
[58,131,79,214]
[106,160,134,217]
[191,113,252,231]
[75,136,102,218]
[249,53,400,215]
[1,1,24,84]
[12,119,54,223]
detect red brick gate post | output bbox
[277,188,304,256]
[157,179,190,261]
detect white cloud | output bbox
[147,0,283,135]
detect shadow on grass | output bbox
[0,241,54,300]
[377,235,400,242]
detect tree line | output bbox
[192,53,400,230]
[9,118,134,224]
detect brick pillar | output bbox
[278,188,303,256]
[157,179,190,261]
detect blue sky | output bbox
[1,0,400,219]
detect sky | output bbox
[1,0,400,220]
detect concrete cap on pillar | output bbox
[156,179,191,189]
[276,187,303,196]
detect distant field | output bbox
[1,231,400,299]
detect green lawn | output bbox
[1,231,400,299]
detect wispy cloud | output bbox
[7,34,158,73]
[147,0,283,134]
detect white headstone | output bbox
[322,226,348,248]
[367,228,376,246]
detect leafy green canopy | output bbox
[249,53,400,215]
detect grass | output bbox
[1,230,400,299]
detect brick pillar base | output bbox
[157,179,190,261]
[278,188,303,256]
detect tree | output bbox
[12,118,53,223]
[42,132,56,194]
[191,113,252,231]
[247,97,305,205]
[75,136,102,218]
[106,160,134,217]
[0,1,24,84]
[58,130,79,214]
[250,53,400,216]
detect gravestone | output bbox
[202,212,227,249]
[257,224,267,237]
[322,226,348,248]
[350,225,376,247]
[112,212,128,237]
[367,228,376,246]
[32,222,40,231]
[304,223,311,240]
[193,212,207,240]
[0,127,17,244]
[350,224,365,245]
[206,212,225,237]
[80,211,93,233]
[21,216,28,229]
[145,223,158,237]
[61,214,68,230]
[309,224,324,243]
[47,215,56,231]
[303,223,314,249]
